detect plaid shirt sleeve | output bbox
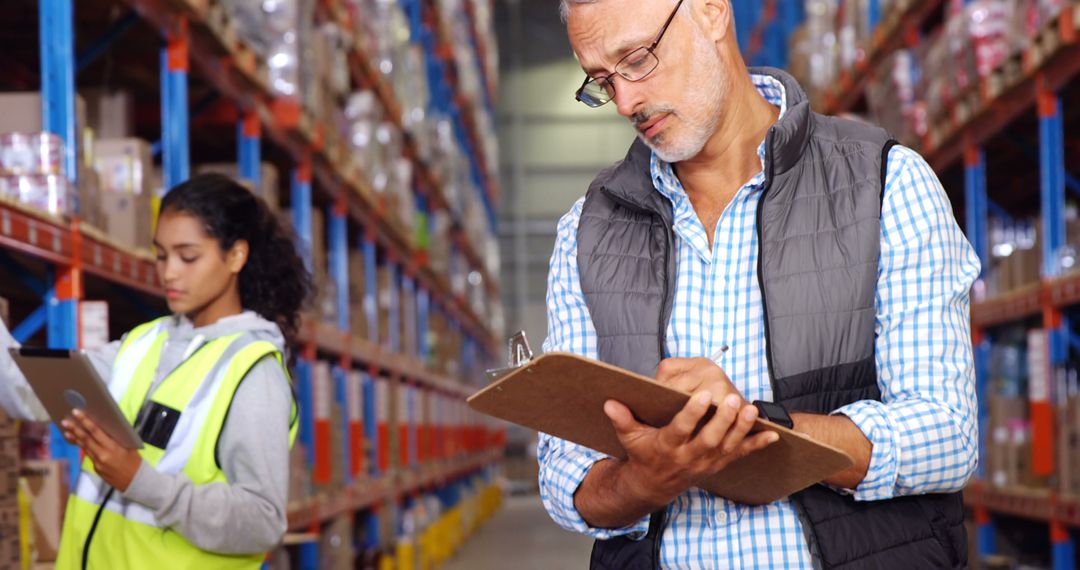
[536,197,652,539]
[833,145,982,501]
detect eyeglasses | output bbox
[574,0,685,108]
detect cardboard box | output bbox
[95,138,153,196]
[0,410,19,570]
[195,162,281,213]
[79,301,109,349]
[20,460,68,563]
[100,191,153,250]
[0,93,87,139]
[83,89,134,139]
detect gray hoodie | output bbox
[0,311,294,555]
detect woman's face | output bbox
[153,210,247,321]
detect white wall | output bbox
[498,58,638,349]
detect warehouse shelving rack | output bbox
[5,0,505,567]
[823,1,1080,568]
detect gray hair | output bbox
[559,0,683,24]
[559,0,596,23]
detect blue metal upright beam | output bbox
[1040,91,1075,570]
[363,232,379,344]
[40,0,77,188]
[329,202,350,335]
[291,162,314,272]
[161,24,190,190]
[333,366,352,486]
[964,148,990,273]
[40,0,81,485]
[237,111,261,188]
[1040,94,1068,364]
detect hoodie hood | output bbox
[150,311,286,387]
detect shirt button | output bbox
[714,510,728,525]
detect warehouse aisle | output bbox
[442,494,592,570]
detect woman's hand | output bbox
[61,409,142,492]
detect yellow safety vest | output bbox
[55,318,298,570]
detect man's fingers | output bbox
[659,391,713,447]
[655,358,700,383]
[604,400,643,435]
[693,394,741,449]
[719,404,759,456]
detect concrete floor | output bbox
[442,494,593,570]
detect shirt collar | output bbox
[651,73,787,200]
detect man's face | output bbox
[567,0,727,163]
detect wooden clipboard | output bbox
[467,352,854,505]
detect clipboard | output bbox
[467,341,854,505]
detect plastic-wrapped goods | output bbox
[793,0,839,101]
[0,175,73,216]
[866,50,919,141]
[219,0,308,99]
[966,0,1018,79]
[0,133,65,177]
[343,91,383,175]
[393,156,416,233]
[400,45,430,137]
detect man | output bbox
[538,1,980,568]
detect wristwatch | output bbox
[752,400,794,429]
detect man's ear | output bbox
[697,0,733,44]
[227,240,249,274]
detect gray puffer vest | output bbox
[580,68,967,570]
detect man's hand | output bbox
[61,409,142,492]
[655,357,746,406]
[603,391,777,506]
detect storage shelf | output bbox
[971,270,1080,328]
[114,0,498,351]
[337,8,500,298]
[923,5,1080,171]
[822,0,946,116]
[971,282,1042,328]
[0,200,159,296]
[427,1,500,207]
[286,449,503,531]
[300,320,474,399]
[965,483,1080,527]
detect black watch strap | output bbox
[753,400,793,429]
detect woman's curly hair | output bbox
[159,173,312,348]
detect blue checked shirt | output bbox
[538,75,981,569]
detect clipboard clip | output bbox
[484,331,534,382]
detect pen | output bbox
[709,344,730,363]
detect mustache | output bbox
[632,106,675,128]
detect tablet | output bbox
[9,347,143,449]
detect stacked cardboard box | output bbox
[318,515,354,570]
[0,410,20,570]
[348,250,370,341]
[288,442,312,503]
[20,460,67,563]
[94,138,155,250]
[196,162,281,213]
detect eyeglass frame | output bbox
[573,0,686,108]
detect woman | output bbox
[0,173,311,568]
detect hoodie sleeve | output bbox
[0,317,121,421]
[121,355,293,555]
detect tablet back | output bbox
[10,347,143,449]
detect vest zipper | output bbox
[756,128,780,398]
[82,487,115,570]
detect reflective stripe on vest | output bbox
[55,319,297,570]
